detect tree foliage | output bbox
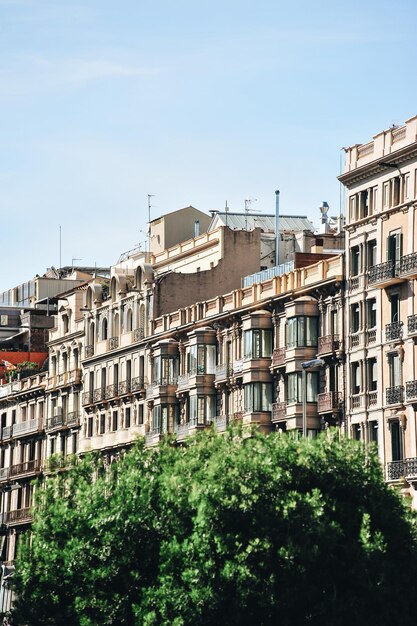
[13,429,417,626]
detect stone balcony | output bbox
[47,368,82,389]
[317,335,341,357]
[12,418,43,438]
[271,401,286,422]
[211,414,229,432]
[317,391,342,414]
[6,508,32,525]
[271,348,286,368]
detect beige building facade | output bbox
[340,115,417,504]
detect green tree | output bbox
[13,430,417,626]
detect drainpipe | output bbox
[275,190,280,267]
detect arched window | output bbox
[139,303,145,335]
[126,308,133,332]
[135,267,143,290]
[102,318,108,341]
[86,288,93,310]
[89,322,95,346]
[110,277,117,303]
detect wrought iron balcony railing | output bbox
[408,314,417,335]
[368,261,395,285]
[131,376,145,392]
[105,384,118,400]
[397,252,417,276]
[66,411,80,427]
[406,380,417,401]
[10,459,41,477]
[404,457,417,480]
[386,385,404,406]
[387,460,404,481]
[385,321,403,342]
[93,388,106,403]
[118,380,131,396]
[82,391,93,406]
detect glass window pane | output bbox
[244,331,252,358]
[206,345,216,374]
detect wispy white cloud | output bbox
[0,54,158,98]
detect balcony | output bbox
[404,457,417,481]
[93,388,106,403]
[145,427,163,447]
[272,402,286,422]
[406,380,417,402]
[131,376,145,393]
[66,411,80,427]
[233,411,243,421]
[385,321,403,342]
[84,345,94,358]
[212,414,228,432]
[10,459,41,478]
[118,380,131,396]
[366,328,376,345]
[386,460,404,481]
[12,418,42,437]
[146,383,156,399]
[174,422,190,442]
[82,391,93,406]
[0,467,9,481]
[317,391,342,413]
[271,348,286,368]
[368,254,417,288]
[134,328,144,342]
[368,391,377,406]
[108,337,119,350]
[397,252,417,279]
[1,426,12,440]
[368,261,399,288]
[350,332,361,349]
[232,360,243,376]
[215,364,230,383]
[6,508,32,524]
[47,413,65,429]
[177,374,190,391]
[408,314,417,336]
[317,335,340,356]
[105,383,118,400]
[386,385,404,406]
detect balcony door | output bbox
[387,231,402,265]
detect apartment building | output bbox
[0,204,344,612]
[340,115,417,505]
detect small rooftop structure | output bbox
[208,212,314,233]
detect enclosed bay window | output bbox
[244,329,272,359]
[286,372,318,403]
[286,317,318,348]
[152,403,179,433]
[153,356,179,385]
[189,395,215,425]
[243,383,273,412]
[188,344,216,375]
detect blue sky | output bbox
[1,0,417,291]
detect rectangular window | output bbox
[387,231,402,264]
[367,298,377,328]
[350,246,360,276]
[99,414,106,434]
[389,353,401,387]
[367,239,377,268]
[368,358,377,391]
[383,182,389,208]
[244,383,273,412]
[125,407,131,428]
[87,416,93,438]
[351,303,360,332]
[138,404,144,425]
[391,421,403,461]
[369,422,378,445]
[244,330,273,358]
[286,373,318,403]
[286,317,318,348]
[351,362,360,395]
[112,411,118,432]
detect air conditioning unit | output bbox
[53,407,63,418]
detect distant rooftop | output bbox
[208,212,314,233]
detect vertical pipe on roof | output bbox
[275,190,280,267]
